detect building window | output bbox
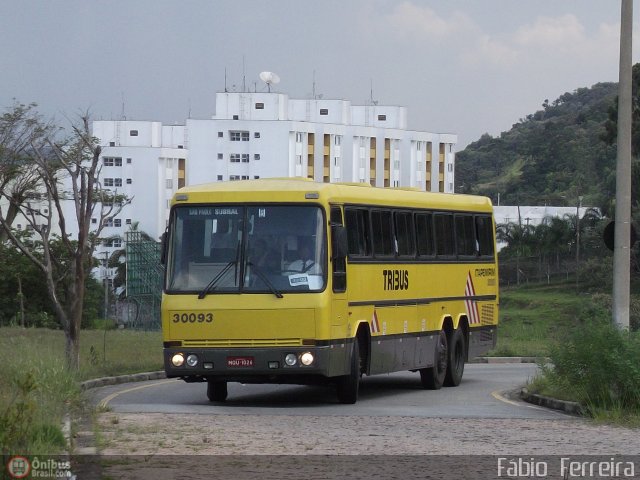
[114,219,122,227]
[254,132,260,138]
[230,175,240,181]
[296,132,303,143]
[104,178,114,187]
[334,136,341,146]
[126,178,132,184]
[254,175,260,179]
[103,218,113,227]
[296,155,302,165]
[103,157,122,167]
[255,103,264,110]
[126,219,132,225]
[378,114,387,121]
[109,142,115,147]
[241,154,249,163]
[319,109,328,115]
[114,178,123,187]
[130,130,138,136]
[166,179,173,189]
[233,115,239,120]
[91,218,97,224]
[448,163,453,172]
[217,175,223,181]
[230,154,241,163]
[127,158,132,164]
[230,130,249,142]
[218,131,223,138]
[254,154,260,160]
[217,153,223,160]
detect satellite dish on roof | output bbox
[259,71,280,92]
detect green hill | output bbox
[457,81,619,213]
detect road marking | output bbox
[491,390,522,407]
[491,390,569,417]
[98,379,178,409]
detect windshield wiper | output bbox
[246,261,283,298]
[198,260,237,299]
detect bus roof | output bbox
[172,178,493,212]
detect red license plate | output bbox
[226,356,254,368]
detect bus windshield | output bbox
[166,204,326,294]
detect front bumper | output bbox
[164,344,349,383]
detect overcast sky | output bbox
[1,1,638,148]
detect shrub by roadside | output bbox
[531,319,640,424]
[0,327,162,454]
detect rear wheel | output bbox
[336,339,361,404]
[444,328,466,387]
[420,329,448,390]
[207,380,228,402]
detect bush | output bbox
[541,319,640,413]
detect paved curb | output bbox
[472,356,547,364]
[520,387,585,416]
[80,371,166,391]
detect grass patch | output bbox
[490,283,609,357]
[0,327,162,454]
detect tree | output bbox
[0,105,129,369]
[0,102,56,242]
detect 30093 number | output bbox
[172,312,213,323]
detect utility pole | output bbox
[613,0,633,330]
[104,251,109,321]
[576,195,583,292]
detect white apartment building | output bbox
[86,91,457,256]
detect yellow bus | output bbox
[161,179,498,404]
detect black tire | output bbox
[444,328,465,387]
[207,380,228,402]
[420,329,448,390]
[336,339,360,404]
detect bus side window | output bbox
[345,208,372,257]
[371,210,394,257]
[434,213,455,257]
[394,211,415,257]
[475,215,495,258]
[416,213,435,257]
[455,214,476,257]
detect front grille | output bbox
[182,338,302,347]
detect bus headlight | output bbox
[300,352,314,366]
[171,353,185,367]
[186,354,199,367]
[284,353,298,366]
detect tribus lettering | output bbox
[383,269,409,291]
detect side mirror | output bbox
[160,231,168,265]
[331,225,348,260]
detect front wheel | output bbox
[420,329,448,390]
[444,328,466,387]
[207,380,228,402]
[336,339,360,404]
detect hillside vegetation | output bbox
[457,81,619,213]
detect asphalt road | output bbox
[91,363,567,420]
